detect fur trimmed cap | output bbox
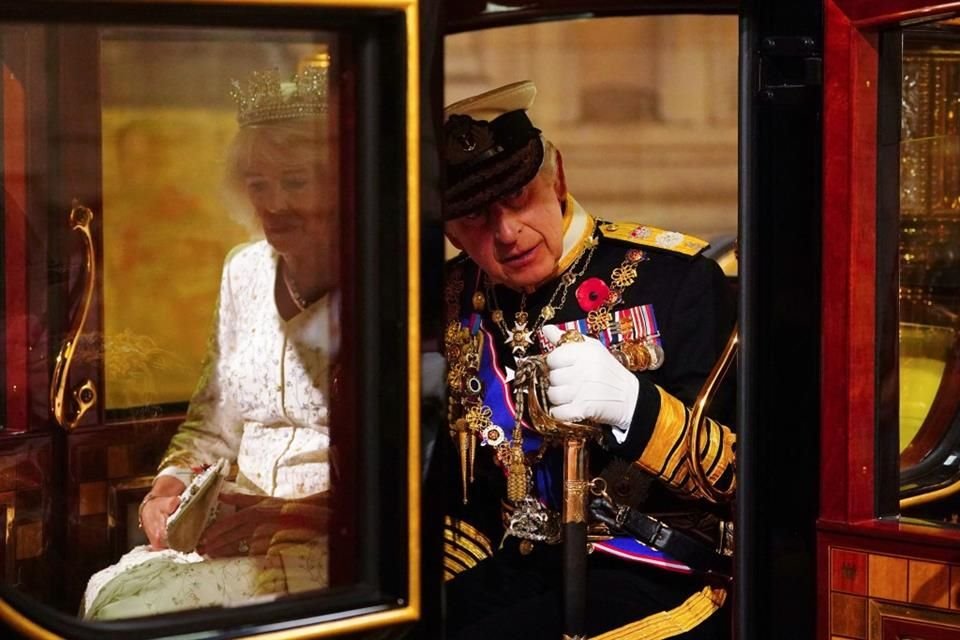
[442,81,543,220]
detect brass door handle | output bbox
[50,203,98,430]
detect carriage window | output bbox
[891,19,960,522]
[0,7,416,637]
[445,15,739,271]
[439,14,738,639]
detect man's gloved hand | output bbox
[541,325,639,443]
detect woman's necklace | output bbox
[281,261,311,312]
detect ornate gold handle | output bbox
[522,357,602,525]
[50,203,98,430]
[522,356,603,443]
[687,324,739,503]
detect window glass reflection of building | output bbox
[101,39,252,410]
[84,62,338,620]
[445,16,738,242]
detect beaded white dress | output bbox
[83,240,336,620]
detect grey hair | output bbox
[539,137,559,183]
[221,117,331,230]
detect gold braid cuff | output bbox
[634,386,735,500]
[591,586,727,640]
[443,516,493,581]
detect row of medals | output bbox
[445,239,664,552]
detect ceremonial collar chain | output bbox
[483,231,600,358]
[442,225,658,550]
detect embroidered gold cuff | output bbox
[636,386,688,481]
[443,516,493,581]
[635,386,735,499]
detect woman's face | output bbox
[243,141,338,261]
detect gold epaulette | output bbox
[598,222,709,257]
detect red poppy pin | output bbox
[575,277,610,312]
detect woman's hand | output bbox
[197,492,330,558]
[140,475,186,550]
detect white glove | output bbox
[541,325,639,443]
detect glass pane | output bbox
[0,12,410,632]
[445,15,739,271]
[897,22,960,520]
[440,15,738,638]
[100,34,263,410]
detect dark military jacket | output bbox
[443,196,736,574]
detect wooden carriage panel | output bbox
[821,0,880,525]
[821,2,960,638]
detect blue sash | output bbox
[466,312,558,505]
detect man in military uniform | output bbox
[441,81,736,640]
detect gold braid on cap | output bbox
[230,66,329,127]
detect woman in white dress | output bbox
[83,67,339,619]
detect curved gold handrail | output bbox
[50,203,98,430]
[687,325,739,504]
[900,477,960,510]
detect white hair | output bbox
[539,137,559,184]
[221,117,332,230]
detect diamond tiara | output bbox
[230,66,329,127]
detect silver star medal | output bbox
[506,321,534,355]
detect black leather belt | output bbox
[589,497,729,576]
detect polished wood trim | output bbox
[821,0,879,524]
[2,63,28,435]
[821,525,960,639]
[834,0,960,28]
[832,548,868,595]
[869,553,908,601]
[820,521,960,560]
[868,599,960,639]
[831,592,867,639]
[330,34,358,590]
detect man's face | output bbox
[445,168,566,292]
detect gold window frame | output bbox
[0,0,423,637]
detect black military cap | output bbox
[442,81,543,220]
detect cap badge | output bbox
[445,115,496,166]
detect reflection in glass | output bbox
[898,26,960,519]
[100,35,328,413]
[1,23,343,619]
[82,44,339,619]
[445,16,738,253]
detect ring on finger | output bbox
[558,329,585,345]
